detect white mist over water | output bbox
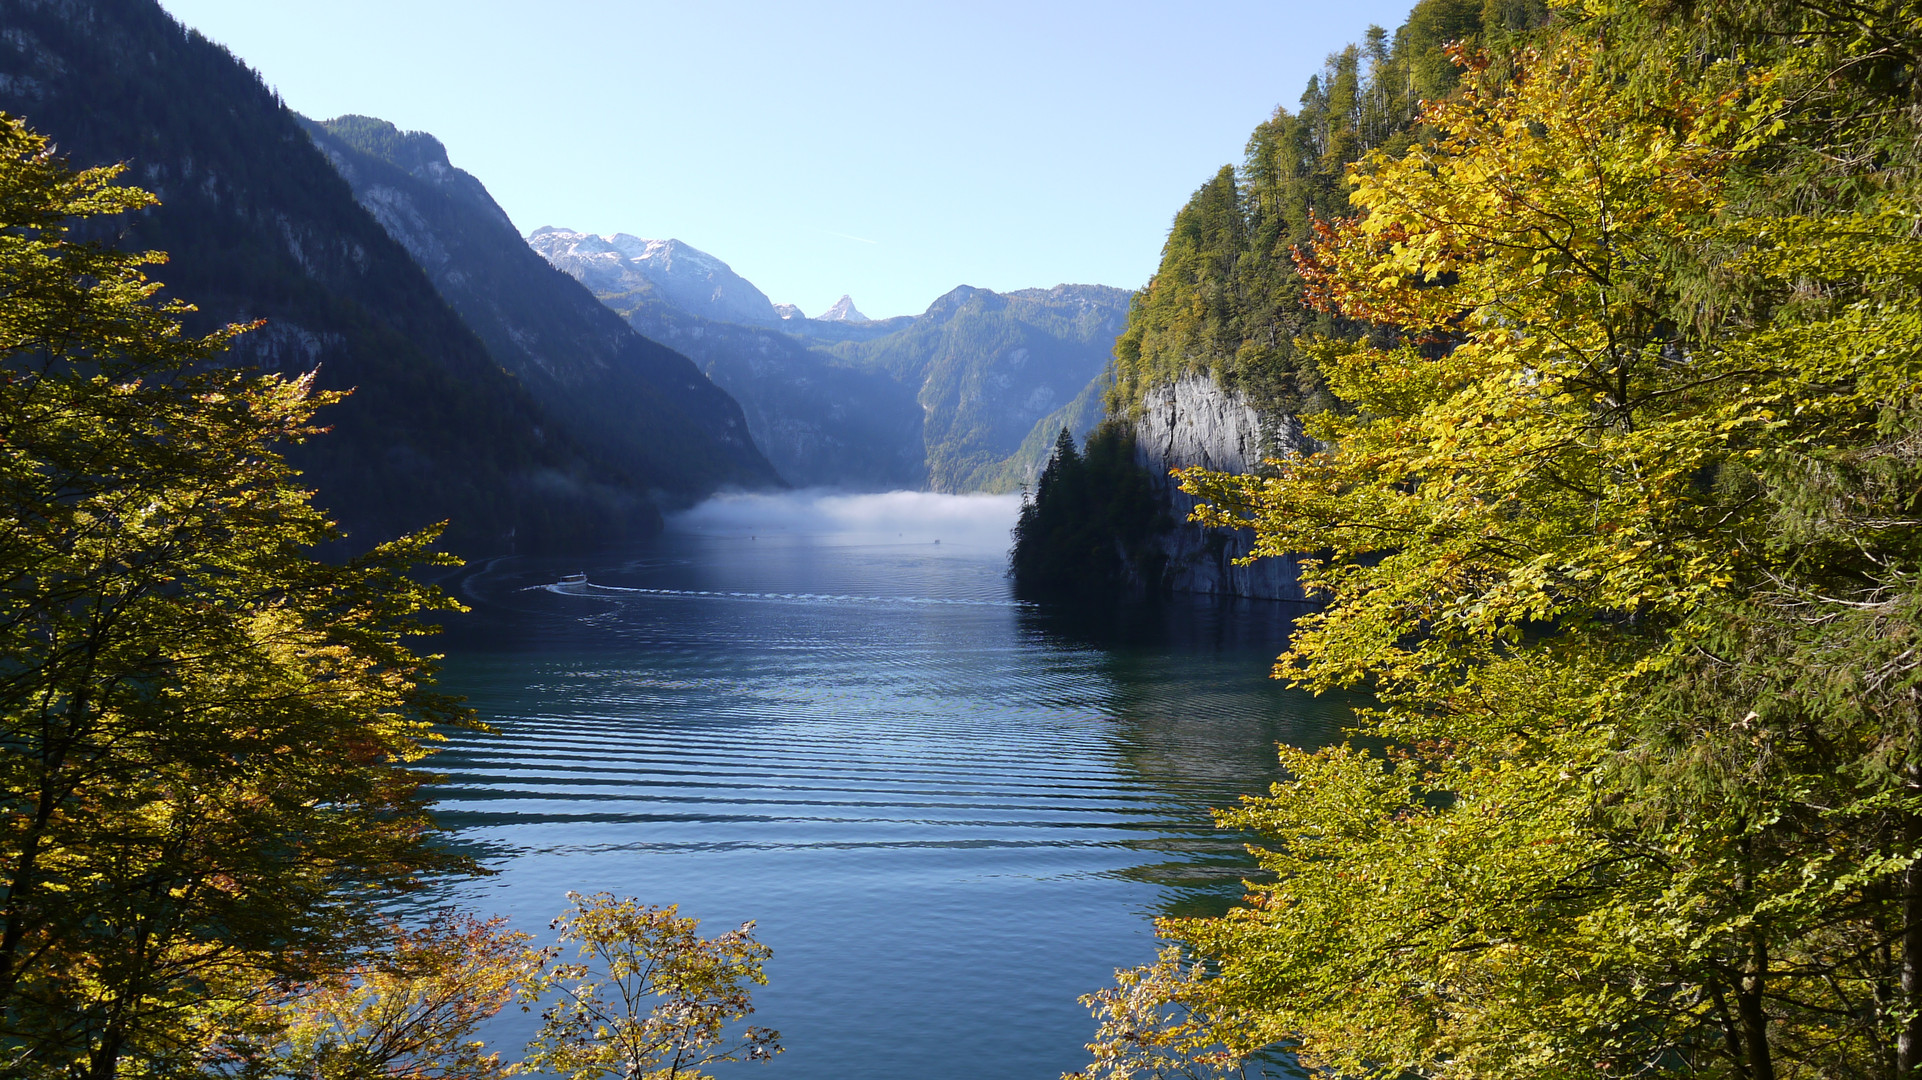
[670,488,1022,552]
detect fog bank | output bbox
[671,489,1022,551]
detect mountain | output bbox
[1014,0,1505,599]
[822,284,1132,491]
[303,116,780,501]
[815,295,867,322]
[587,288,928,490]
[974,369,1108,493]
[533,228,1133,493]
[0,0,673,552]
[530,229,785,328]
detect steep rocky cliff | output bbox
[1129,377,1310,601]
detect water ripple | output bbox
[431,528,1343,1080]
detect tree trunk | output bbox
[1709,976,1753,1079]
[1739,937,1776,1080]
[1898,808,1922,1078]
[1735,833,1776,1080]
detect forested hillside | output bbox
[1015,0,1548,599]
[1109,0,1547,422]
[1071,1,1922,1077]
[0,0,680,551]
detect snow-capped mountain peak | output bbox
[527,227,781,328]
[815,294,867,323]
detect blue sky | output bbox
[158,1,1419,319]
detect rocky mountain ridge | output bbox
[529,228,796,329]
[306,116,781,502]
[532,228,1131,493]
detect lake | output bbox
[428,491,1346,1080]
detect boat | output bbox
[559,572,588,586]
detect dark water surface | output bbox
[428,493,1346,1080]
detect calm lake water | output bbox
[428,492,1347,1080]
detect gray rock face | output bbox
[1132,376,1311,601]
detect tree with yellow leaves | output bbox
[0,114,473,1078]
[1077,4,1922,1077]
[525,892,781,1080]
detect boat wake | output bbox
[537,579,1027,610]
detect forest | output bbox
[1055,0,1922,1077]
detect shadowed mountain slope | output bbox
[305,115,780,501]
[589,286,929,490]
[0,0,665,551]
[821,284,1131,491]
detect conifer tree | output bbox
[1011,425,1166,598]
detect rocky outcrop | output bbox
[1132,376,1310,601]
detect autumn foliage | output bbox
[1078,3,1922,1078]
[0,117,780,1080]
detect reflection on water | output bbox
[428,494,1347,1080]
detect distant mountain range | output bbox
[529,231,881,333]
[530,230,1126,492]
[0,0,1128,551]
